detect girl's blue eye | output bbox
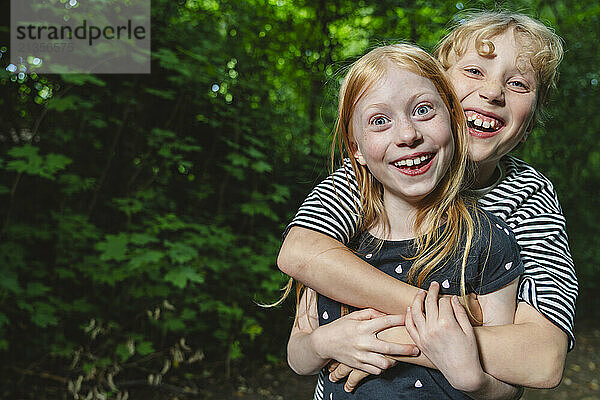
[415,104,432,116]
[467,68,482,76]
[371,116,389,126]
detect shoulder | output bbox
[479,156,563,225]
[469,208,524,294]
[312,158,358,193]
[472,208,519,252]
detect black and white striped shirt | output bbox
[287,155,577,350]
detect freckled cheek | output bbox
[363,141,388,160]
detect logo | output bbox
[10,0,151,74]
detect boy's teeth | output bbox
[464,110,502,131]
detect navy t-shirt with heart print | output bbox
[314,209,523,400]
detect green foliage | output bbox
[0,1,597,395]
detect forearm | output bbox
[379,327,520,399]
[287,329,329,375]
[278,227,418,313]
[378,315,566,388]
[474,303,567,388]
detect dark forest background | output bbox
[0,0,598,398]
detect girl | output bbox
[287,44,523,400]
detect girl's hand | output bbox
[312,308,418,375]
[405,282,486,392]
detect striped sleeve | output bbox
[480,156,578,350]
[284,159,360,244]
[512,213,578,350]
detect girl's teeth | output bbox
[489,120,496,128]
[394,154,432,167]
[483,121,490,129]
[474,118,483,127]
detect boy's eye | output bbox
[508,80,528,90]
[370,116,390,126]
[466,67,483,76]
[414,104,432,116]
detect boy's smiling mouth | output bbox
[465,110,505,136]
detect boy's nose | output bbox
[479,80,505,105]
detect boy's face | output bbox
[446,30,538,168]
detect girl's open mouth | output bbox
[391,153,435,176]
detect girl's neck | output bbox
[370,191,418,241]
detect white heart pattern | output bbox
[414,379,423,388]
[329,393,333,400]
[365,253,373,259]
[504,228,510,236]
[395,264,403,274]
[441,279,450,289]
[504,262,513,270]
[322,311,329,320]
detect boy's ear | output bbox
[521,120,535,143]
[351,141,367,165]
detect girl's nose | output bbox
[479,80,505,105]
[395,123,423,147]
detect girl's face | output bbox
[446,30,538,168]
[351,66,454,206]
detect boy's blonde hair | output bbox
[435,11,564,125]
[332,44,479,313]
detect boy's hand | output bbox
[328,362,372,393]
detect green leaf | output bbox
[115,343,133,362]
[60,74,106,86]
[128,250,164,270]
[46,96,78,112]
[96,233,129,262]
[145,88,176,100]
[230,340,243,360]
[251,160,272,173]
[137,341,155,356]
[129,233,160,246]
[0,313,9,328]
[31,302,59,327]
[26,282,51,296]
[161,317,186,332]
[164,266,204,288]
[5,145,71,180]
[166,242,198,264]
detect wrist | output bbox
[309,326,329,360]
